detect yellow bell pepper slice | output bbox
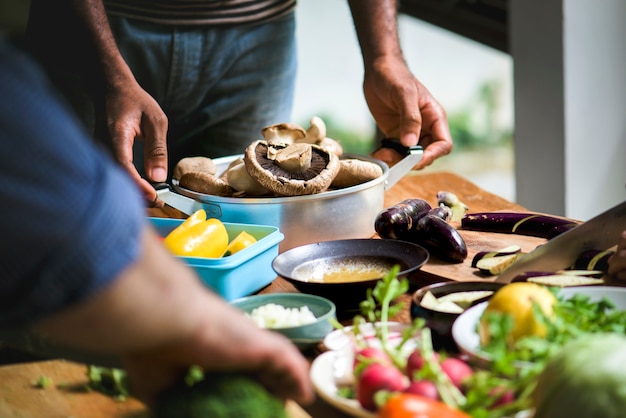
[164,213,229,258]
[224,231,257,256]
[163,209,207,243]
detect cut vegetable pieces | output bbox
[475,252,524,275]
[471,245,522,268]
[527,275,604,287]
[420,290,495,313]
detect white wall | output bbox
[510,0,626,220]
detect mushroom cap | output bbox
[261,122,306,145]
[225,160,271,197]
[243,140,340,196]
[173,156,217,180]
[331,159,384,188]
[178,171,234,197]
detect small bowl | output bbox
[411,281,504,351]
[230,293,336,350]
[272,239,429,314]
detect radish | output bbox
[357,362,406,411]
[353,347,392,376]
[405,350,439,380]
[440,357,473,389]
[404,379,440,400]
[489,387,515,408]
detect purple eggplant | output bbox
[471,245,522,268]
[573,249,615,273]
[406,214,468,263]
[461,212,578,239]
[374,198,432,240]
[427,204,453,222]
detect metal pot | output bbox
[157,144,423,252]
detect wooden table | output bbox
[0,170,555,418]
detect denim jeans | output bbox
[108,13,297,176]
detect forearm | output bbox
[32,226,224,354]
[70,0,135,88]
[347,0,403,65]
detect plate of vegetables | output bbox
[453,285,626,366]
[311,266,538,418]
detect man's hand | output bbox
[363,56,453,170]
[105,82,168,207]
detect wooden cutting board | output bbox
[0,360,312,418]
[383,171,565,284]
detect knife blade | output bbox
[495,200,626,283]
[380,138,424,189]
[154,182,203,216]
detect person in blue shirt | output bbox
[0,38,313,407]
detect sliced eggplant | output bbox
[527,275,604,287]
[461,212,579,239]
[471,245,522,268]
[436,191,469,222]
[374,198,432,240]
[406,214,468,263]
[475,252,523,275]
[573,249,615,273]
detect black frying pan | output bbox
[272,239,429,313]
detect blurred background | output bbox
[294,0,514,201]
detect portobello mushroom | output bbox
[243,140,340,196]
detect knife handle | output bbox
[379,138,423,156]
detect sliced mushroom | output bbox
[226,160,271,197]
[261,123,306,146]
[178,171,234,197]
[173,156,217,180]
[331,159,384,188]
[301,116,326,143]
[243,140,340,196]
[296,116,343,157]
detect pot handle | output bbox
[378,138,424,190]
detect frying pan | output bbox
[271,238,429,313]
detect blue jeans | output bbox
[108,13,297,175]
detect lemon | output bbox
[479,282,556,347]
[225,231,257,255]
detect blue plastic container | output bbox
[149,217,284,301]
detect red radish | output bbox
[404,379,439,400]
[489,387,515,407]
[354,347,391,375]
[357,363,406,411]
[440,357,473,389]
[405,350,439,380]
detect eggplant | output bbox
[427,204,453,221]
[436,191,468,221]
[461,212,579,239]
[573,249,615,273]
[475,252,523,275]
[405,214,468,263]
[471,245,522,268]
[374,198,431,240]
